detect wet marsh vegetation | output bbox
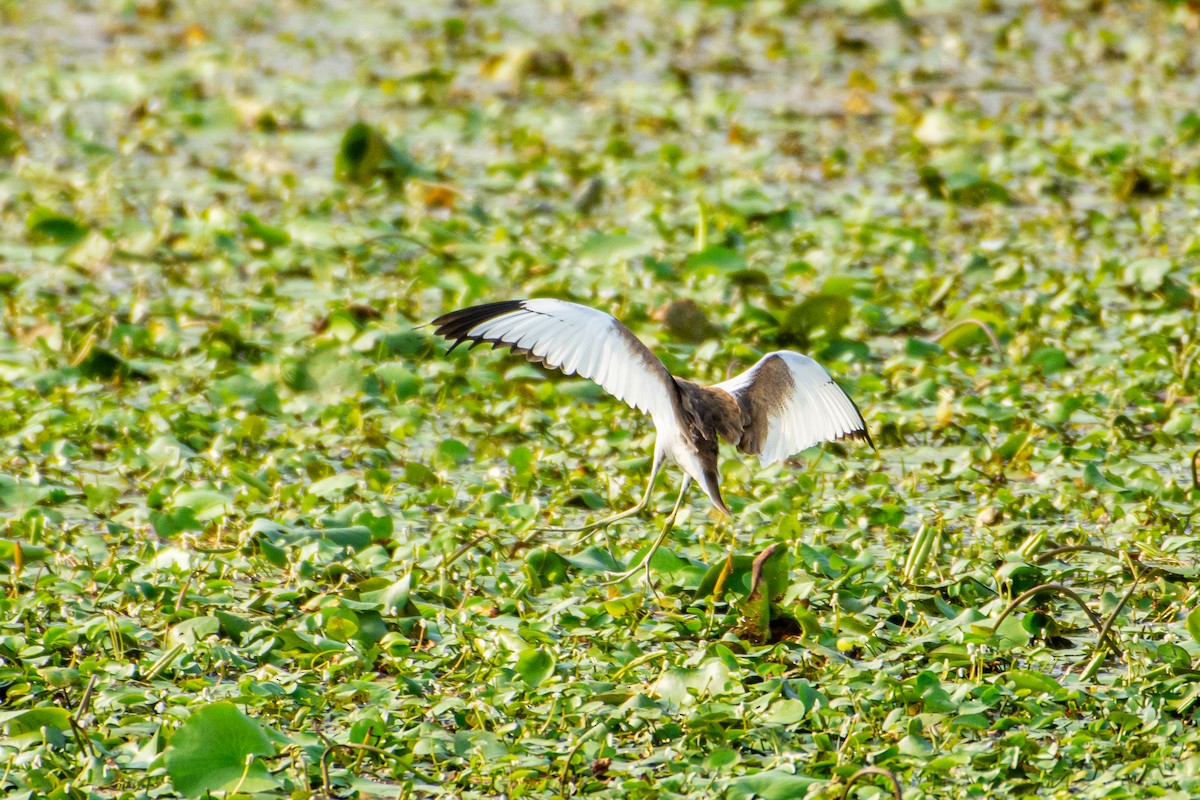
[2,0,1200,797]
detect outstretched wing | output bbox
[432,299,681,434]
[715,351,872,465]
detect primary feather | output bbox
[432,299,683,442]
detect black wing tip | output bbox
[842,426,877,452]
[431,299,528,344]
[838,383,876,452]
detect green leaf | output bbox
[686,245,746,273]
[173,489,234,519]
[360,573,419,615]
[514,648,555,688]
[782,294,852,341]
[376,364,422,398]
[704,747,739,770]
[652,658,732,706]
[0,540,51,563]
[1007,669,1065,698]
[1125,257,1172,292]
[240,213,291,249]
[308,473,358,498]
[507,446,534,473]
[167,616,221,647]
[1158,642,1192,669]
[165,702,280,798]
[737,544,790,643]
[287,526,374,550]
[562,546,622,572]
[526,547,571,588]
[602,592,644,617]
[1083,463,1126,494]
[335,121,422,186]
[0,481,54,512]
[726,769,818,800]
[26,208,89,245]
[0,707,73,735]
[578,232,648,263]
[1028,346,1069,375]
[150,507,203,537]
[1186,607,1200,646]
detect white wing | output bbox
[715,351,871,465]
[432,299,681,436]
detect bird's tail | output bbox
[700,465,731,517]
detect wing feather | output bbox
[715,351,871,465]
[432,299,681,435]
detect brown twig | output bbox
[320,742,395,799]
[990,583,1121,655]
[839,766,903,800]
[1035,544,1122,564]
[75,673,97,723]
[934,318,1003,359]
[1079,569,1142,680]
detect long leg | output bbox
[601,476,691,585]
[541,447,666,534]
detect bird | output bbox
[431,298,873,581]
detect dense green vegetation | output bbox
[2,0,1199,797]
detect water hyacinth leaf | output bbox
[322,607,360,642]
[150,507,204,538]
[704,747,739,770]
[578,232,648,263]
[165,703,280,798]
[308,473,358,498]
[508,446,534,473]
[360,572,419,615]
[653,659,733,707]
[906,337,943,358]
[1007,669,1066,698]
[526,547,571,588]
[563,546,621,572]
[944,171,1013,205]
[404,461,437,486]
[938,315,1003,352]
[436,438,471,465]
[1027,346,1069,376]
[290,526,375,549]
[1083,463,1127,494]
[1158,642,1191,669]
[1187,607,1200,646]
[726,770,818,800]
[173,489,235,518]
[240,213,290,249]
[27,208,89,245]
[514,648,555,688]
[335,121,422,186]
[695,554,755,599]
[375,363,422,398]
[781,294,852,342]
[214,611,254,641]
[686,245,746,273]
[0,540,51,563]
[167,616,221,647]
[1125,257,1172,291]
[0,707,73,736]
[0,481,55,512]
[602,591,644,617]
